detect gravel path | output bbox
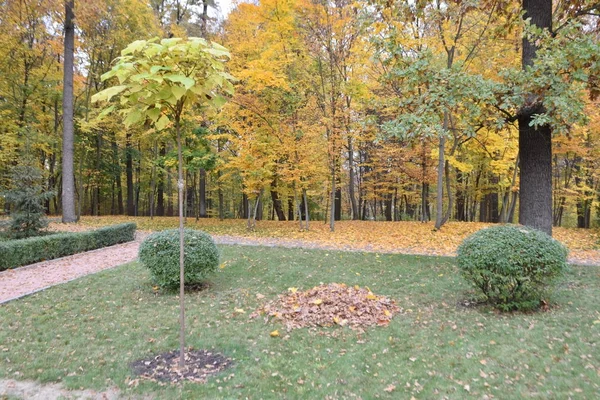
[1,231,599,305]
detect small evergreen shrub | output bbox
[0,222,136,271]
[457,225,568,311]
[4,164,54,239]
[138,229,219,289]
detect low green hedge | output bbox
[0,222,136,271]
[457,225,568,311]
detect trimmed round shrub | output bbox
[138,229,219,289]
[457,225,568,311]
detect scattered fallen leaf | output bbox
[270,330,280,337]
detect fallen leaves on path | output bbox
[59,216,600,255]
[255,283,401,331]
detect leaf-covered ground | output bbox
[0,245,598,399]
[53,216,600,264]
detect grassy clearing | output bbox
[0,246,599,399]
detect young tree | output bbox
[4,162,54,238]
[93,37,233,367]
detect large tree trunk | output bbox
[270,186,286,221]
[519,0,553,235]
[61,0,76,223]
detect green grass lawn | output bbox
[0,246,598,399]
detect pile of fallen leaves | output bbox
[130,349,232,384]
[256,283,401,331]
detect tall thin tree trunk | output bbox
[303,188,310,230]
[156,143,166,216]
[61,0,76,223]
[348,136,358,219]
[175,116,186,369]
[329,167,336,232]
[434,133,446,230]
[150,142,157,219]
[125,133,135,216]
[199,169,207,217]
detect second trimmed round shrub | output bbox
[139,229,219,289]
[457,225,567,311]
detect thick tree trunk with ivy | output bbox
[61,0,76,223]
[519,0,553,236]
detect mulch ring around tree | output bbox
[130,349,233,384]
[253,283,402,332]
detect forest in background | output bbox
[1,0,599,230]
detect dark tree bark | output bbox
[288,196,294,221]
[270,185,286,221]
[384,192,393,221]
[241,193,248,219]
[156,143,166,216]
[421,183,430,222]
[347,137,359,219]
[518,0,553,235]
[125,133,135,216]
[61,0,76,222]
[110,136,124,214]
[198,168,207,217]
[455,170,466,221]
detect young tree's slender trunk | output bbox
[175,115,186,369]
[61,0,76,223]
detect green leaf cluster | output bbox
[457,225,568,311]
[138,229,220,290]
[92,37,235,130]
